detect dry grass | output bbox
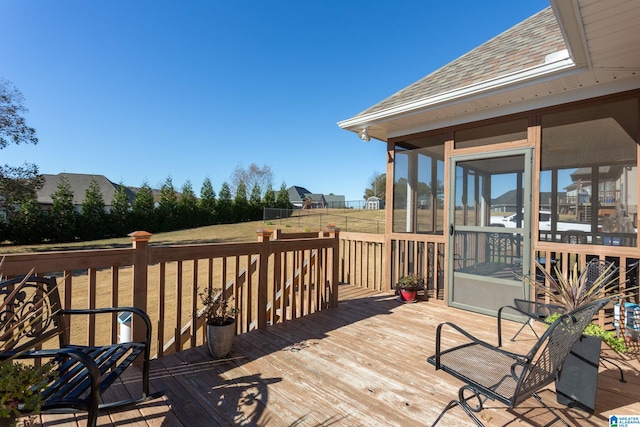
[0,208,385,254]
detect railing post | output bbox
[256,229,272,329]
[328,226,340,308]
[129,231,152,344]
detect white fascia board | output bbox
[337,56,577,131]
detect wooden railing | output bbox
[0,228,340,358]
[534,242,640,331]
[3,225,635,356]
[338,232,386,292]
[389,234,446,302]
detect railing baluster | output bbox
[190,259,198,348]
[88,268,96,346]
[111,266,119,345]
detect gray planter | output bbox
[555,334,601,413]
[206,319,236,359]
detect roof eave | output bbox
[550,0,591,68]
[338,55,578,139]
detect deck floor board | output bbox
[36,286,640,426]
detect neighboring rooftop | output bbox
[37,173,136,209]
[277,186,345,208]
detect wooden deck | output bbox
[38,285,640,426]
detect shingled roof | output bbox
[340,2,640,141]
[37,173,136,208]
[355,7,565,119]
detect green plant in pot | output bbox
[530,260,629,311]
[526,259,637,412]
[198,287,239,359]
[0,362,56,427]
[530,259,637,347]
[544,312,628,353]
[395,274,425,302]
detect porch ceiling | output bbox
[339,1,640,142]
[552,0,640,70]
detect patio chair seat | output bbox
[433,342,522,404]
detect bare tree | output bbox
[364,172,386,201]
[230,163,273,198]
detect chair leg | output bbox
[532,393,570,427]
[600,356,626,382]
[432,385,485,427]
[87,407,98,427]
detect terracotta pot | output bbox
[399,289,417,302]
[206,319,236,359]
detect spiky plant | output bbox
[528,260,634,312]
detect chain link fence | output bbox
[263,207,383,234]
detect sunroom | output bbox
[339,1,640,316]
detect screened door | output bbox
[448,149,532,316]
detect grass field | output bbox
[1,208,386,254]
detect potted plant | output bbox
[395,274,425,302]
[0,362,56,427]
[526,259,636,412]
[198,287,239,359]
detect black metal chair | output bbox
[0,275,163,427]
[427,299,608,426]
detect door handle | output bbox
[449,224,454,236]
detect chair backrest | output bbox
[512,299,608,405]
[581,258,618,290]
[0,275,63,357]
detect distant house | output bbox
[492,190,561,214]
[280,186,344,209]
[37,173,136,213]
[324,194,346,209]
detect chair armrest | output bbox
[433,322,488,369]
[61,307,152,342]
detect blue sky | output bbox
[1,0,549,203]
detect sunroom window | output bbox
[393,134,445,234]
[540,97,638,246]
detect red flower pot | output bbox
[399,289,417,302]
